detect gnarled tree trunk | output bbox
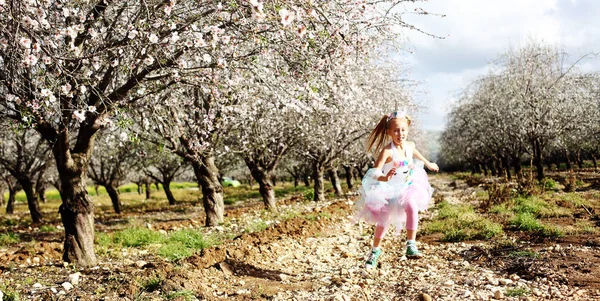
[104,184,122,214]
[6,186,17,214]
[192,154,224,226]
[18,177,43,224]
[328,168,343,196]
[163,180,176,205]
[245,160,276,211]
[343,165,354,190]
[313,162,326,202]
[145,182,151,200]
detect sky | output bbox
[400,0,600,131]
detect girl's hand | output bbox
[385,168,396,181]
[427,162,439,172]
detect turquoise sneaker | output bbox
[406,241,423,258]
[365,248,383,268]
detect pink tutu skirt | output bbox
[354,160,433,234]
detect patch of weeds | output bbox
[508,250,539,258]
[0,233,20,246]
[563,174,577,192]
[245,219,269,234]
[558,193,590,208]
[140,276,162,292]
[112,228,165,247]
[303,189,314,201]
[39,225,57,232]
[483,183,511,210]
[158,229,213,261]
[1,219,19,227]
[513,196,571,218]
[165,290,195,300]
[541,224,564,238]
[489,204,513,217]
[506,287,528,297]
[0,286,21,301]
[224,198,237,205]
[423,201,503,241]
[541,178,558,190]
[510,212,543,231]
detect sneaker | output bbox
[365,248,383,268]
[406,241,423,258]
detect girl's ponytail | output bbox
[366,115,389,154]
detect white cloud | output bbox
[398,0,600,131]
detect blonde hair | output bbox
[366,114,411,154]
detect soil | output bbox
[1,174,600,300]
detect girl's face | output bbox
[387,118,409,145]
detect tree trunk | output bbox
[502,157,511,181]
[0,190,3,206]
[163,180,176,205]
[145,182,151,200]
[313,162,326,202]
[192,155,224,226]
[303,173,310,187]
[136,182,143,195]
[513,156,522,179]
[57,167,97,267]
[245,160,277,211]
[344,165,354,190]
[19,178,43,224]
[565,151,572,171]
[155,182,160,191]
[105,184,122,214]
[592,155,598,172]
[328,168,343,196]
[38,185,47,203]
[533,141,545,181]
[355,166,365,179]
[6,188,16,214]
[293,175,298,187]
[93,184,100,196]
[576,150,583,169]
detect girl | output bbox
[355,110,438,268]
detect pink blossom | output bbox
[143,56,155,65]
[22,54,38,67]
[149,33,159,43]
[128,30,138,39]
[19,37,32,49]
[279,9,294,26]
[72,110,86,123]
[40,88,51,97]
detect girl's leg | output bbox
[404,198,419,238]
[373,224,388,248]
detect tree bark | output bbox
[163,180,176,205]
[155,182,160,191]
[355,166,365,179]
[191,154,224,226]
[303,173,310,187]
[19,178,43,224]
[313,162,326,202]
[293,176,298,187]
[533,141,545,181]
[513,156,522,179]
[145,182,151,200]
[104,184,122,214]
[57,166,97,267]
[245,160,277,211]
[592,155,597,172]
[93,184,100,196]
[328,168,343,196]
[37,185,47,203]
[6,187,17,214]
[343,165,354,190]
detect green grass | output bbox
[541,178,558,190]
[245,220,269,233]
[96,227,215,261]
[423,201,503,241]
[0,233,20,246]
[510,196,572,218]
[0,285,20,301]
[506,287,528,297]
[140,276,162,292]
[508,250,540,258]
[158,229,213,261]
[165,290,195,300]
[39,225,58,233]
[510,212,543,231]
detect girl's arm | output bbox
[373,147,396,182]
[411,142,439,172]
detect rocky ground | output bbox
[1,174,600,300]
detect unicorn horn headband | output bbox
[387,108,408,122]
